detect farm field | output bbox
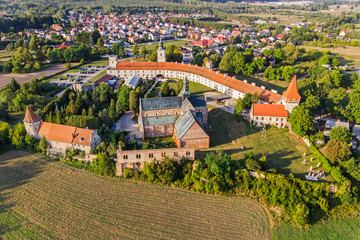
[0,151,271,240]
[272,218,360,240]
[198,106,334,182]
[235,13,304,25]
[300,45,360,67]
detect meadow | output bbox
[198,106,334,182]
[272,218,360,240]
[0,151,271,240]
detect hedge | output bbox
[308,141,349,184]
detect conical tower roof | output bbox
[23,106,42,123]
[283,75,301,100]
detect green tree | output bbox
[117,85,131,111]
[129,90,138,114]
[91,152,116,177]
[133,43,139,58]
[330,126,352,144]
[10,123,26,149]
[37,137,49,155]
[65,62,72,70]
[324,139,351,163]
[288,106,314,137]
[233,52,246,74]
[161,81,170,97]
[140,45,147,59]
[29,35,38,51]
[7,78,20,92]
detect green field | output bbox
[189,81,220,95]
[147,80,179,98]
[199,106,334,182]
[0,151,271,239]
[143,40,190,53]
[272,218,360,240]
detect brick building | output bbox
[116,148,195,176]
[139,77,210,148]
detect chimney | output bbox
[251,83,256,86]
[224,73,228,76]
[244,80,248,83]
[271,89,278,93]
[261,86,265,89]
[182,62,184,65]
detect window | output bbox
[149,153,153,158]
[186,151,191,156]
[161,153,166,157]
[261,117,264,120]
[276,118,278,121]
[269,118,272,121]
[136,154,141,159]
[123,155,128,160]
[256,117,258,120]
[174,152,178,157]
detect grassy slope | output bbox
[199,106,334,182]
[272,218,360,240]
[0,151,271,240]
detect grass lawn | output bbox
[235,74,289,94]
[8,112,26,126]
[121,57,148,62]
[147,80,179,98]
[189,81,220,95]
[272,217,360,240]
[85,70,106,85]
[0,150,271,239]
[198,106,334,182]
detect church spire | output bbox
[181,76,190,100]
[282,75,301,102]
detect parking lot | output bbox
[49,65,107,87]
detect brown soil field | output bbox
[0,151,271,239]
[0,63,80,89]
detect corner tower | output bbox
[23,106,42,139]
[282,75,301,114]
[157,38,166,62]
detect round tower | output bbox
[23,106,42,139]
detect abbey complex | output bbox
[24,39,300,174]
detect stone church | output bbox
[139,77,210,149]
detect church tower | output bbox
[181,75,191,101]
[157,38,166,62]
[23,106,42,139]
[281,75,301,114]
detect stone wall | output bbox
[144,124,174,138]
[116,147,195,176]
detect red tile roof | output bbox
[38,122,94,146]
[282,75,301,100]
[252,103,288,117]
[115,62,282,103]
[189,39,215,47]
[24,106,42,123]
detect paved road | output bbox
[0,63,80,89]
[207,101,234,114]
[115,111,139,132]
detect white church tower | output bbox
[157,38,166,62]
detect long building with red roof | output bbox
[107,57,283,104]
[23,107,101,154]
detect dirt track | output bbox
[0,63,79,89]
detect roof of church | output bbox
[142,115,178,126]
[189,95,207,108]
[282,75,301,99]
[140,96,182,111]
[175,111,208,139]
[23,106,42,123]
[38,122,94,146]
[180,98,195,112]
[252,103,288,117]
[116,62,282,103]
